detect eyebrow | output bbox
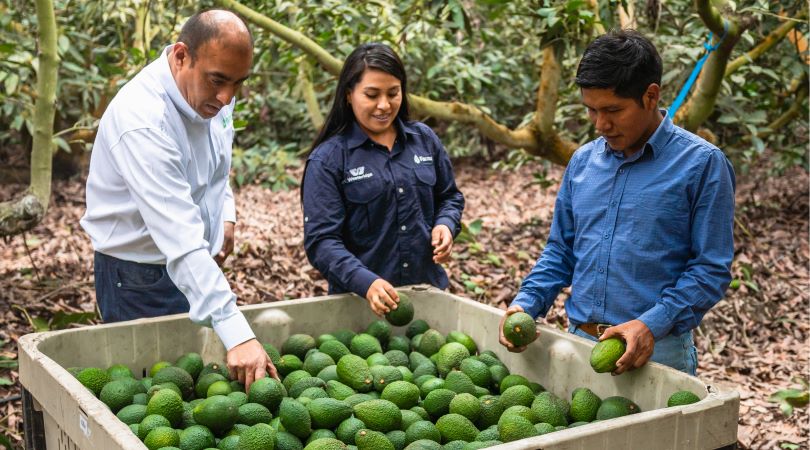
[208,71,250,84]
[583,102,622,110]
[362,86,400,92]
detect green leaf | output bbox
[467,219,483,236]
[0,357,17,369]
[485,252,502,267]
[0,433,11,450]
[32,316,50,332]
[779,401,794,416]
[0,377,12,386]
[49,311,96,330]
[4,73,18,95]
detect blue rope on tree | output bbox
[668,20,729,118]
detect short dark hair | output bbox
[177,9,253,61]
[310,43,410,152]
[575,29,662,105]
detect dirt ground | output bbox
[0,157,807,449]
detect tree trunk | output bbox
[0,0,59,237]
[675,0,747,131]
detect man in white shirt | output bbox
[81,9,277,389]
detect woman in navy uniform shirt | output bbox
[302,43,465,316]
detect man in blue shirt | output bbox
[499,30,735,376]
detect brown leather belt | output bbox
[577,323,612,338]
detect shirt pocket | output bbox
[631,191,691,246]
[412,166,437,226]
[343,177,385,241]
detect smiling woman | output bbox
[300,43,465,318]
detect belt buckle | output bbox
[596,324,610,337]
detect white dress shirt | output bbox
[81,46,254,350]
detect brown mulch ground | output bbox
[0,157,807,449]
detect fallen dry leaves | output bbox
[0,157,807,449]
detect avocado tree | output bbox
[214,0,807,167]
[0,0,58,237]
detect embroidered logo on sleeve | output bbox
[345,166,373,183]
[414,154,433,164]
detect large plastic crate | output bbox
[18,286,739,449]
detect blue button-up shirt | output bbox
[302,119,465,297]
[513,112,735,339]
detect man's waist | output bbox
[574,321,693,339]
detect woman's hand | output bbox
[365,278,399,317]
[431,224,453,263]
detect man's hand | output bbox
[365,279,399,317]
[431,224,453,264]
[498,305,537,353]
[215,221,235,266]
[226,338,279,393]
[599,319,655,375]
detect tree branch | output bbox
[296,59,324,130]
[0,0,59,237]
[219,0,576,164]
[587,0,606,35]
[218,0,342,75]
[675,0,744,131]
[725,14,803,77]
[758,74,808,138]
[619,0,637,29]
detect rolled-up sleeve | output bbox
[302,158,379,297]
[110,128,254,350]
[638,149,736,339]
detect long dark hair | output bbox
[309,43,410,153]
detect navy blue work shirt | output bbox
[302,119,465,297]
[513,111,736,340]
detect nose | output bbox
[377,96,390,111]
[216,85,236,107]
[594,112,611,134]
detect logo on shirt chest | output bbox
[414,154,433,165]
[345,166,373,183]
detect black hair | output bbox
[177,9,253,61]
[309,43,410,152]
[575,29,662,105]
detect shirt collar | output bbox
[346,117,417,150]
[156,45,208,124]
[600,109,673,160]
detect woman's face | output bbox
[347,69,402,140]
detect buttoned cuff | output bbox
[212,310,256,351]
[435,217,459,238]
[637,303,674,340]
[511,292,543,319]
[348,268,380,299]
[223,198,236,223]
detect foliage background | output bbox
[1,0,807,187]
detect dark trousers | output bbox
[93,251,189,322]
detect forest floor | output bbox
[0,157,807,449]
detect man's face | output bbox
[581,85,659,154]
[172,39,252,119]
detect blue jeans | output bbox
[93,251,189,322]
[569,325,698,376]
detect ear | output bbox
[346,91,352,105]
[644,83,660,110]
[172,42,190,67]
